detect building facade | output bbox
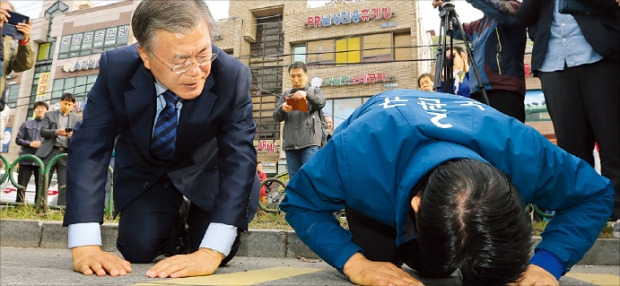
[3,0,138,162]
[3,0,433,176]
[216,0,431,174]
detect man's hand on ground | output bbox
[510,264,559,286]
[146,248,222,278]
[71,245,132,277]
[343,252,424,286]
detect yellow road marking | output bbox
[565,272,620,286]
[135,266,326,286]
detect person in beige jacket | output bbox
[0,1,34,144]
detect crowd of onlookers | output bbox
[2,1,83,207]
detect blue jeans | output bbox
[285,145,320,179]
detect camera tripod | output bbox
[433,0,489,104]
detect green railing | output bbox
[0,154,114,216]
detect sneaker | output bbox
[613,219,620,239]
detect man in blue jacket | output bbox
[281,89,614,286]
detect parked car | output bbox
[0,172,59,206]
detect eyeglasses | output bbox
[150,48,219,74]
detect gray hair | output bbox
[131,0,218,54]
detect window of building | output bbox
[6,83,19,109]
[307,39,335,67]
[322,97,370,129]
[362,33,392,62]
[292,45,306,63]
[37,42,53,61]
[250,16,284,60]
[335,37,361,65]
[44,1,69,18]
[51,75,92,104]
[306,32,407,67]
[394,33,412,61]
[74,76,88,98]
[250,15,284,141]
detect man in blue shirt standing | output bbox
[281,89,614,286]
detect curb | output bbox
[1,219,618,265]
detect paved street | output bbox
[1,247,619,285]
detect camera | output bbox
[440,0,455,11]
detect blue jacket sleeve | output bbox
[280,138,362,273]
[211,63,258,228]
[524,133,614,273]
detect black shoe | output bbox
[165,197,191,256]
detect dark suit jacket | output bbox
[518,0,620,72]
[35,109,80,158]
[63,44,258,231]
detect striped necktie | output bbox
[151,90,179,161]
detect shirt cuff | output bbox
[529,249,564,280]
[199,223,237,256]
[67,223,102,249]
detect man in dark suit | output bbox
[36,93,79,206]
[518,0,620,235]
[63,0,258,279]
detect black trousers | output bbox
[16,164,41,203]
[116,177,241,264]
[345,206,422,271]
[471,90,526,123]
[40,148,67,205]
[538,60,620,220]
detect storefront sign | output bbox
[381,22,397,28]
[35,72,50,101]
[62,58,99,73]
[307,7,393,28]
[256,140,279,153]
[262,162,277,174]
[322,73,395,86]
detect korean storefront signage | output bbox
[59,25,130,59]
[307,7,393,28]
[35,72,50,101]
[256,140,279,153]
[62,58,99,73]
[322,73,395,87]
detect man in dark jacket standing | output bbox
[15,101,48,203]
[518,0,620,232]
[273,61,326,179]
